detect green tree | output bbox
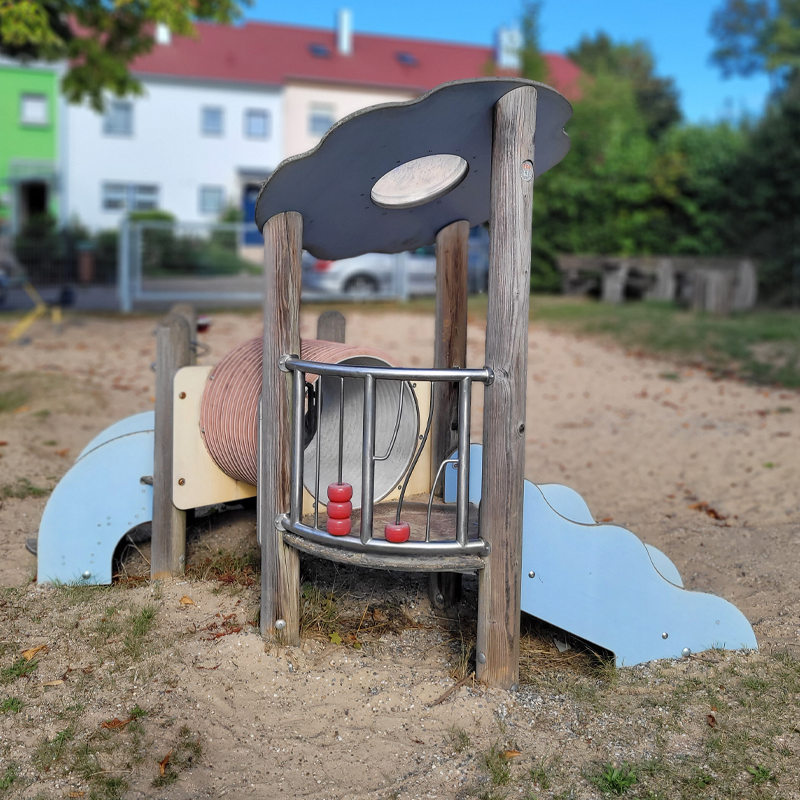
[520,1,548,82]
[567,32,682,139]
[0,0,246,110]
[710,0,800,89]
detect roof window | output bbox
[396,51,418,66]
[309,43,332,58]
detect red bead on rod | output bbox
[326,500,352,519]
[326,517,352,536]
[385,521,410,543]
[327,483,353,503]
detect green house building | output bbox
[0,60,60,234]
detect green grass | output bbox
[123,604,157,660]
[528,298,800,388]
[0,697,23,714]
[482,743,513,786]
[445,725,470,754]
[589,762,637,795]
[0,657,39,684]
[0,764,18,794]
[0,387,30,413]
[1,478,49,500]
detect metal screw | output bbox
[662,632,669,639]
[178,391,186,399]
[81,571,92,580]
[275,619,287,631]
[528,571,535,578]
[179,555,185,564]
[477,651,487,664]
[435,593,444,605]
[681,647,691,657]
[178,478,186,486]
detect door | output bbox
[241,184,262,246]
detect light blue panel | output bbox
[537,484,595,524]
[644,544,683,587]
[76,412,155,462]
[443,443,484,504]
[37,431,154,585]
[520,480,756,665]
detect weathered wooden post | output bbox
[477,86,537,689]
[429,219,470,609]
[259,211,303,643]
[151,312,192,579]
[317,309,346,343]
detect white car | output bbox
[302,226,489,297]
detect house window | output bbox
[199,186,225,215]
[102,182,159,211]
[201,106,224,136]
[308,104,335,137]
[20,94,48,126]
[103,101,133,136]
[244,109,271,139]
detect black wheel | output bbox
[344,274,379,296]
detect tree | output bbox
[567,32,682,140]
[0,0,245,110]
[520,1,548,83]
[710,0,800,89]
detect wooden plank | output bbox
[283,532,483,573]
[151,312,192,580]
[477,85,537,689]
[316,310,346,343]
[429,219,469,608]
[169,303,197,364]
[260,211,303,644]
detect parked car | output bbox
[302,226,489,297]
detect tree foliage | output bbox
[0,0,245,110]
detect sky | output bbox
[248,0,771,124]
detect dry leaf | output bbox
[41,679,64,687]
[179,595,195,606]
[22,644,47,660]
[13,405,30,413]
[55,448,70,458]
[707,714,717,728]
[502,749,523,759]
[159,748,173,776]
[68,792,85,798]
[101,717,133,730]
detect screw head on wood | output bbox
[178,391,186,399]
[82,571,92,580]
[477,651,487,664]
[178,478,186,486]
[528,571,535,578]
[521,160,533,182]
[275,619,287,631]
[681,648,691,657]
[662,632,669,639]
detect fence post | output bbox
[118,219,132,313]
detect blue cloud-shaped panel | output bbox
[255,78,572,261]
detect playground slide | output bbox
[445,443,757,666]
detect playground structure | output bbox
[36,79,756,688]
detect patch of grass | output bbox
[589,762,637,795]
[152,726,202,788]
[1,477,49,500]
[123,604,157,660]
[0,657,39,684]
[300,583,340,638]
[445,725,470,754]
[43,439,57,446]
[0,764,18,794]
[186,549,258,587]
[529,759,554,790]
[33,726,75,772]
[0,697,23,714]
[747,765,775,785]
[482,743,513,787]
[0,387,30,413]
[34,408,50,418]
[129,704,147,719]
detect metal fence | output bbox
[117,219,415,312]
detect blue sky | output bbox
[249,0,770,124]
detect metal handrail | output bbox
[283,356,492,557]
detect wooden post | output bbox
[429,219,469,609]
[259,211,303,644]
[170,303,197,361]
[316,309,346,343]
[151,313,191,579]
[477,86,537,689]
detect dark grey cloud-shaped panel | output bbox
[255,78,572,261]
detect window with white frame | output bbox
[308,104,335,137]
[101,182,159,211]
[20,94,48,126]
[103,101,133,136]
[199,186,225,215]
[244,109,271,139]
[201,106,224,136]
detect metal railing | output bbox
[280,355,493,557]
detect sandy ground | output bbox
[0,309,799,799]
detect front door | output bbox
[242,184,262,246]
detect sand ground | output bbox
[0,309,798,799]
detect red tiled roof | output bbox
[131,20,582,100]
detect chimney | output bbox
[155,22,171,46]
[336,8,353,56]
[495,26,522,70]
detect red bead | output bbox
[326,500,352,519]
[327,483,353,503]
[326,517,352,536]
[384,522,410,543]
